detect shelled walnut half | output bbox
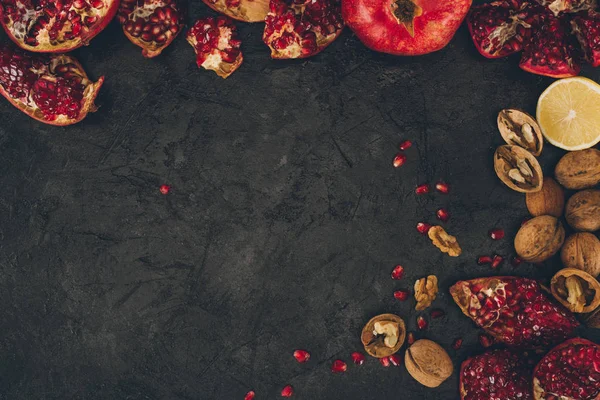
[414,275,438,311]
[428,226,462,257]
[361,314,406,358]
[551,268,600,313]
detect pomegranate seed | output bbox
[391,265,404,280]
[488,228,505,240]
[436,208,450,222]
[511,256,523,267]
[351,352,365,365]
[379,357,390,367]
[416,222,432,234]
[394,289,410,301]
[452,338,463,350]
[331,359,347,373]
[417,316,428,330]
[435,181,450,194]
[393,153,406,168]
[479,333,494,348]
[281,385,293,397]
[477,256,493,265]
[407,332,416,345]
[399,140,412,150]
[293,349,310,363]
[245,391,255,400]
[389,354,402,366]
[415,184,430,195]
[430,309,445,319]
[491,255,504,269]
[159,184,170,195]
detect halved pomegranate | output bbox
[0,0,119,52]
[450,276,578,349]
[572,10,600,67]
[202,0,269,22]
[118,0,185,58]
[342,0,472,55]
[533,338,600,400]
[0,43,103,125]
[262,0,344,59]
[460,349,533,400]
[186,17,243,78]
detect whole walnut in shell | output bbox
[526,177,564,217]
[514,215,565,263]
[405,339,453,388]
[561,233,600,277]
[555,149,600,189]
[565,189,600,232]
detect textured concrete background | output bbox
[1,1,600,398]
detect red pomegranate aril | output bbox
[244,391,255,400]
[452,338,463,350]
[389,354,402,367]
[281,385,293,397]
[491,255,504,269]
[571,11,600,67]
[351,352,365,365]
[293,349,310,363]
[478,256,493,265]
[479,333,495,348]
[435,181,450,194]
[416,222,432,234]
[417,316,428,330]
[399,140,412,150]
[391,265,404,280]
[331,359,347,373]
[394,290,410,301]
[159,184,170,195]
[511,256,523,267]
[436,208,450,222]
[407,332,416,345]
[379,357,390,367]
[489,228,505,240]
[415,184,430,195]
[430,309,445,319]
[393,153,407,168]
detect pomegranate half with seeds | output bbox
[186,16,243,78]
[118,0,185,58]
[533,338,600,400]
[202,0,269,22]
[263,0,344,59]
[342,0,472,55]
[0,43,103,125]
[450,276,578,349]
[0,0,119,52]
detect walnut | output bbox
[494,145,543,193]
[555,148,600,190]
[497,108,543,156]
[565,189,600,232]
[526,177,564,217]
[405,339,453,388]
[414,275,438,311]
[514,215,564,263]
[360,314,406,358]
[561,233,600,277]
[551,268,600,313]
[428,226,462,257]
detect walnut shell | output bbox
[405,339,453,388]
[514,215,565,263]
[361,314,406,358]
[565,189,600,232]
[561,233,600,277]
[526,177,564,217]
[494,145,543,193]
[550,268,600,313]
[497,109,543,156]
[555,148,600,190]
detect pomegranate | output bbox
[201,0,269,22]
[391,265,404,280]
[0,0,118,52]
[450,276,578,349]
[572,10,600,67]
[262,0,344,59]
[331,359,347,373]
[534,0,595,15]
[186,17,243,79]
[342,0,472,55]
[533,338,600,400]
[0,43,103,125]
[118,0,185,58]
[393,153,407,167]
[293,349,310,363]
[460,349,533,400]
[351,352,365,365]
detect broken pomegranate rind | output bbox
[414,275,439,311]
[201,0,270,22]
[360,313,405,358]
[551,268,600,313]
[186,17,243,79]
[533,338,600,400]
[0,44,103,126]
[450,276,579,349]
[497,109,543,156]
[428,226,461,257]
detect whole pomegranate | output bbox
[262,0,344,59]
[201,0,269,22]
[450,276,579,349]
[0,0,119,52]
[342,0,472,55]
[118,0,186,58]
[533,338,600,400]
[0,43,103,125]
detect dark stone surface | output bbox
[1,2,599,398]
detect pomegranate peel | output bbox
[202,0,270,22]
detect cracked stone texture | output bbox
[1,2,600,399]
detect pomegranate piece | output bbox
[331,359,347,373]
[393,289,410,301]
[391,265,404,280]
[293,349,310,363]
[159,184,170,194]
[379,356,390,367]
[388,354,402,366]
[436,208,450,222]
[342,0,472,55]
[450,276,579,349]
[202,0,269,22]
[533,338,600,400]
[351,352,365,365]
[416,316,427,330]
[430,309,445,319]
[479,333,495,348]
[399,140,412,150]
[415,184,430,195]
[245,391,255,400]
[452,338,463,350]
[571,10,600,67]
[460,349,533,400]
[478,256,493,265]
[489,228,505,240]
[118,0,185,58]
[0,0,119,53]
[186,17,243,79]
[491,255,504,269]
[392,153,407,167]
[407,332,416,345]
[435,181,450,194]
[416,222,432,234]
[534,0,595,15]
[281,385,293,397]
[0,44,103,125]
[263,0,344,59]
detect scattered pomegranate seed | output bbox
[393,154,407,168]
[394,289,410,301]
[415,184,430,195]
[511,256,523,267]
[430,309,445,319]
[479,333,494,348]
[159,184,170,195]
[379,357,390,367]
[351,352,365,365]
[245,391,255,400]
[436,208,450,222]
[389,354,402,366]
[488,228,505,240]
[452,338,463,350]
[477,256,493,265]
[391,265,404,280]
[293,349,310,363]
[407,332,416,345]
[416,222,432,234]
[331,359,347,373]
[399,140,412,150]
[281,385,294,397]
[417,316,428,330]
[491,255,504,269]
[435,181,450,194]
